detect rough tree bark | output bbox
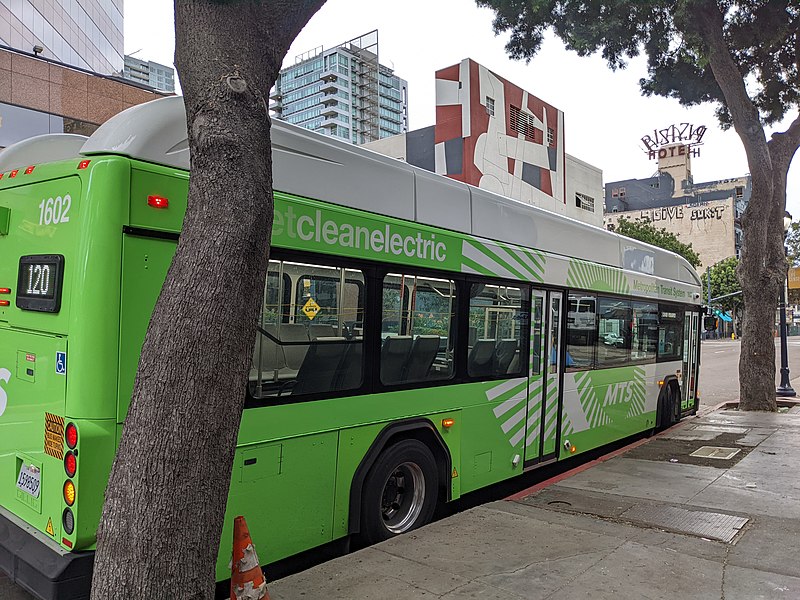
[691,0,800,411]
[90,1,325,597]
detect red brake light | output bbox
[0,300,9,307]
[65,423,78,449]
[77,160,91,170]
[64,452,77,477]
[9,170,18,178]
[0,173,4,179]
[0,288,10,294]
[24,166,35,175]
[147,195,169,209]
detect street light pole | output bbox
[777,211,796,397]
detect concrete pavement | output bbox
[269,406,800,599]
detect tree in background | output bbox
[610,216,701,268]
[700,257,742,334]
[786,221,800,268]
[90,1,326,597]
[478,0,799,411]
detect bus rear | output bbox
[0,139,127,599]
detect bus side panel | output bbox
[215,430,339,581]
[559,364,660,458]
[117,234,177,422]
[458,379,530,494]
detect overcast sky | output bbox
[125,0,800,218]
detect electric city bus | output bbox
[0,96,702,599]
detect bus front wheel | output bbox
[359,439,439,545]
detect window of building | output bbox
[249,261,365,400]
[596,297,631,369]
[486,96,495,117]
[547,127,555,147]
[381,273,456,384]
[566,294,596,371]
[509,105,539,140]
[619,187,626,197]
[611,188,619,198]
[576,192,595,212]
[468,283,527,378]
[735,186,744,198]
[658,307,684,361]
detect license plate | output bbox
[16,463,41,499]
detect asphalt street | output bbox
[698,337,800,407]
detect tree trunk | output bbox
[90,2,325,598]
[690,0,800,411]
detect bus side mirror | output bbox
[703,316,717,331]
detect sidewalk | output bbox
[269,405,800,599]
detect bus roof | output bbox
[0,133,87,172]
[78,96,699,287]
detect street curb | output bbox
[698,398,800,417]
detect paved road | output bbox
[698,337,800,407]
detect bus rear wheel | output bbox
[360,439,438,545]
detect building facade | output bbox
[122,55,175,93]
[0,0,123,74]
[0,47,167,152]
[364,58,603,227]
[271,30,408,145]
[604,142,749,274]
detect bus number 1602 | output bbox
[38,195,72,225]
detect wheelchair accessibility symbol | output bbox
[55,352,66,376]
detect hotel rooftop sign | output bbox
[642,123,707,159]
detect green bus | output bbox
[0,96,702,599]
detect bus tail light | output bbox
[0,300,8,307]
[64,451,77,477]
[63,480,75,506]
[441,418,455,429]
[65,422,78,449]
[9,170,18,178]
[24,166,35,175]
[147,195,169,209]
[62,508,74,535]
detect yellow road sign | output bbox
[302,298,321,320]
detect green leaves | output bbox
[612,216,701,267]
[699,256,741,311]
[477,0,799,126]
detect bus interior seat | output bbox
[250,324,287,382]
[337,340,363,390]
[281,323,311,370]
[468,339,496,377]
[494,339,519,375]
[290,337,348,395]
[309,324,337,339]
[403,335,440,382]
[381,335,413,384]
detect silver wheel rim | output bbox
[381,461,425,534]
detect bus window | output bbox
[631,301,658,363]
[381,273,456,384]
[250,261,364,399]
[566,293,596,371]
[658,306,684,361]
[596,297,631,368]
[467,282,526,378]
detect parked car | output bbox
[602,332,625,347]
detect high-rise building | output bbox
[123,55,175,93]
[271,30,408,145]
[0,0,123,74]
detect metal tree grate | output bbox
[620,505,748,543]
[689,446,741,460]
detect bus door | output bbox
[682,309,700,411]
[524,290,563,465]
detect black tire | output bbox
[657,382,681,430]
[359,439,439,545]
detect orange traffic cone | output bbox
[230,516,269,600]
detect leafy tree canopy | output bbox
[609,216,701,267]
[477,0,798,127]
[700,256,741,312]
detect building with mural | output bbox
[365,58,603,227]
[604,133,750,275]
